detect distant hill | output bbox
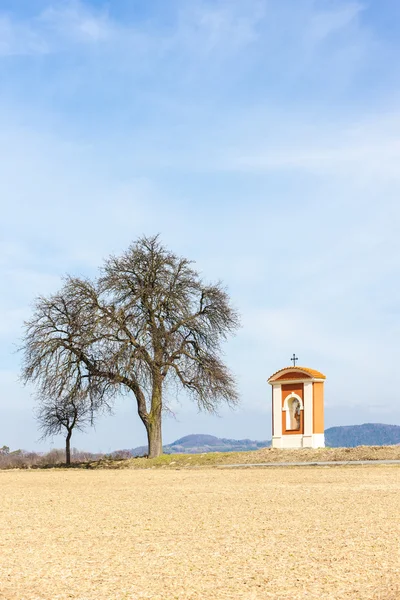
[127,424,400,456]
[325,423,400,447]
[168,434,270,453]
[129,434,270,456]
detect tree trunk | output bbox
[134,372,163,458]
[145,375,163,458]
[66,431,72,466]
[146,418,163,458]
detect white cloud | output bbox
[176,1,265,57]
[0,0,364,62]
[0,308,31,336]
[227,113,400,179]
[0,0,265,58]
[40,3,114,44]
[0,1,115,56]
[0,15,49,56]
[310,2,364,41]
[0,118,158,263]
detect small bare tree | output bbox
[36,390,98,465]
[22,235,240,458]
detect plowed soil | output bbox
[1,466,399,599]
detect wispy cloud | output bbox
[175,1,265,56]
[0,0,263,57]
[0,1,114,56]
[40,3,114,44]
[0,15,48,56]
[310,2,364,41]
[0,0,364,61]
[230,113,400,178]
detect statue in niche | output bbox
[288,397,301,430]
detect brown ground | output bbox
[0,466,399,600]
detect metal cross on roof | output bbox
[291,353,298,367]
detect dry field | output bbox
[0,466,399,600]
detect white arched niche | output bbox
[282,393,303,431]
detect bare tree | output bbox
[36,390,98,465]
[22,235,240,458]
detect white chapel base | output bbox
[268,365,327,451]
[272,434,325,449]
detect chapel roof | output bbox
[268,366,326,383]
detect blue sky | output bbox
[1,0,400,452]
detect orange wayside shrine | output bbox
[268,366,326,449]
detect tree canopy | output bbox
[36,389,100,465]
[22,235,240,457]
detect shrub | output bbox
[0,447,104,469]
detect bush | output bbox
[0,447,104,469]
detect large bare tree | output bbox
[22,235,240,458]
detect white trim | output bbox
[268,378,325,385]
[312,433,325,448]
[279,434,303,449]
[303,382,313,437]
[272,384,282,437]
[282,393,303,411]
[283,393,303,432]
[279,433,325,449]
[271,436,282,448]
[302,435,313,448]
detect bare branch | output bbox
[21,234,240,458]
